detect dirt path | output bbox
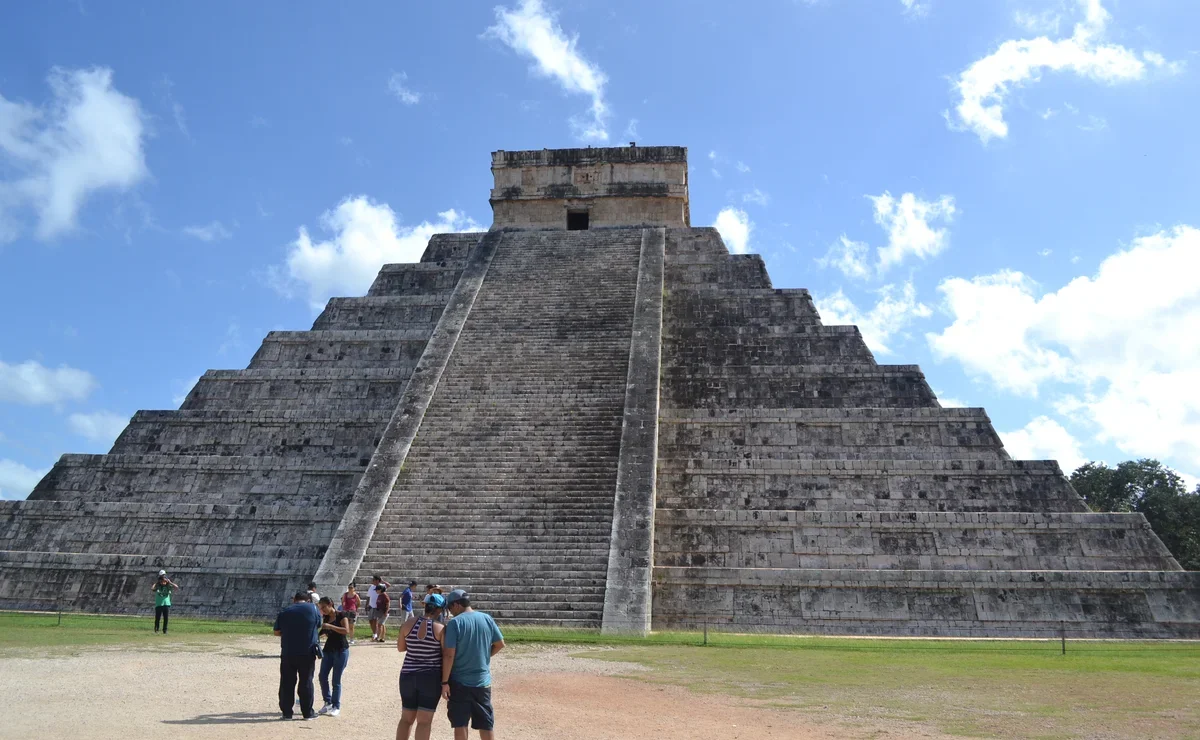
[0,637,948,740]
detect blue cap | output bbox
[423,593,445,608]
[446,589,468,605]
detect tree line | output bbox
[1070,459,1200,570]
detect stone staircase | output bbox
[357,229,644,626]
[0,234,479,617]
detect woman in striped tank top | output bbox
[396,592,446,740]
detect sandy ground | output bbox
[0,636,951,740]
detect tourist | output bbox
[317,596,351,717]
[151,570,178,634]
[375,583,392,643]
[368,575,390,641]
[341,583,361,644]
[401,580,417,621]
[307,581,320,604]
[273,591,322,721]
[396,593,447,740]
[426,584,448,624]
[441,589,505,740]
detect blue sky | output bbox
[2,0,1199,498]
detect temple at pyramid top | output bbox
[490,145,690,230]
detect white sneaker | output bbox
[371,633,378,640]
[329,708,340,717]
[318,703,331,715]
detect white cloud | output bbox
[0,67,148,242]
[817,236,872,281]
[1014,8,1062,35]
[1000,416,1087,472]
[623,118,638,139]
[0,459,47,500]
[900,0,929,17]
[387,72,421,105]
[249,115,269,128]
[713,207,752,255]
[951,0,1179,143]
[742,188,770,207]
[0,359,96,405]
[182,220,231,242]
[68,410,128,445]
[735,161,751,174]
[872,191,956,272]
[1078,114,1108,132]
[815,282,931,356]
[927,225,1200,472]
[485,0,609,141]
[274,196,482,310]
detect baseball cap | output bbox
[423,593,446,608]
[158,570,167,576]
[446,589,468,605]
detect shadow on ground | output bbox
[162,711,282,725]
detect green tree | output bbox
[1070,459,1200,570]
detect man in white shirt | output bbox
[366,574,389,641]
[307,581,320,604]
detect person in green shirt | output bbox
[151,570,179,634]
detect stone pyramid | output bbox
[2,145,1197,637]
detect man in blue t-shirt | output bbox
[441,589,505,739]
[401,580,416,619]
[273,592,322,720]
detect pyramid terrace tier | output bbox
[664,326,875,365]
[655,458,1087,513]
[0,500,341,561]
[665,288,824,328]
[661,364,939,409]
[28,453,367,508]
[181,368,412,412]
[366,263,466,297]
[248,330,431,370]
[667,253,772,289]
[0,550,324,618]
[312,295,453,331]
[659,407,1007,461]
[656,509,1180,571]
[653,567,1200,638]
[108,409,389,461]
[416,232,484,265]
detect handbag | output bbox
[312,641,324,660]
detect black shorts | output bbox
[447,682,494,731]
[399,672,441,713]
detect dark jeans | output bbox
[319,648,349,708]
[279,655,317,718]
[154,605,170,632]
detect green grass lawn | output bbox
[3,612,1197,737]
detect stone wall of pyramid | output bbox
[650,228,1199,637]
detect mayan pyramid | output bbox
[2,145,1197,637]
